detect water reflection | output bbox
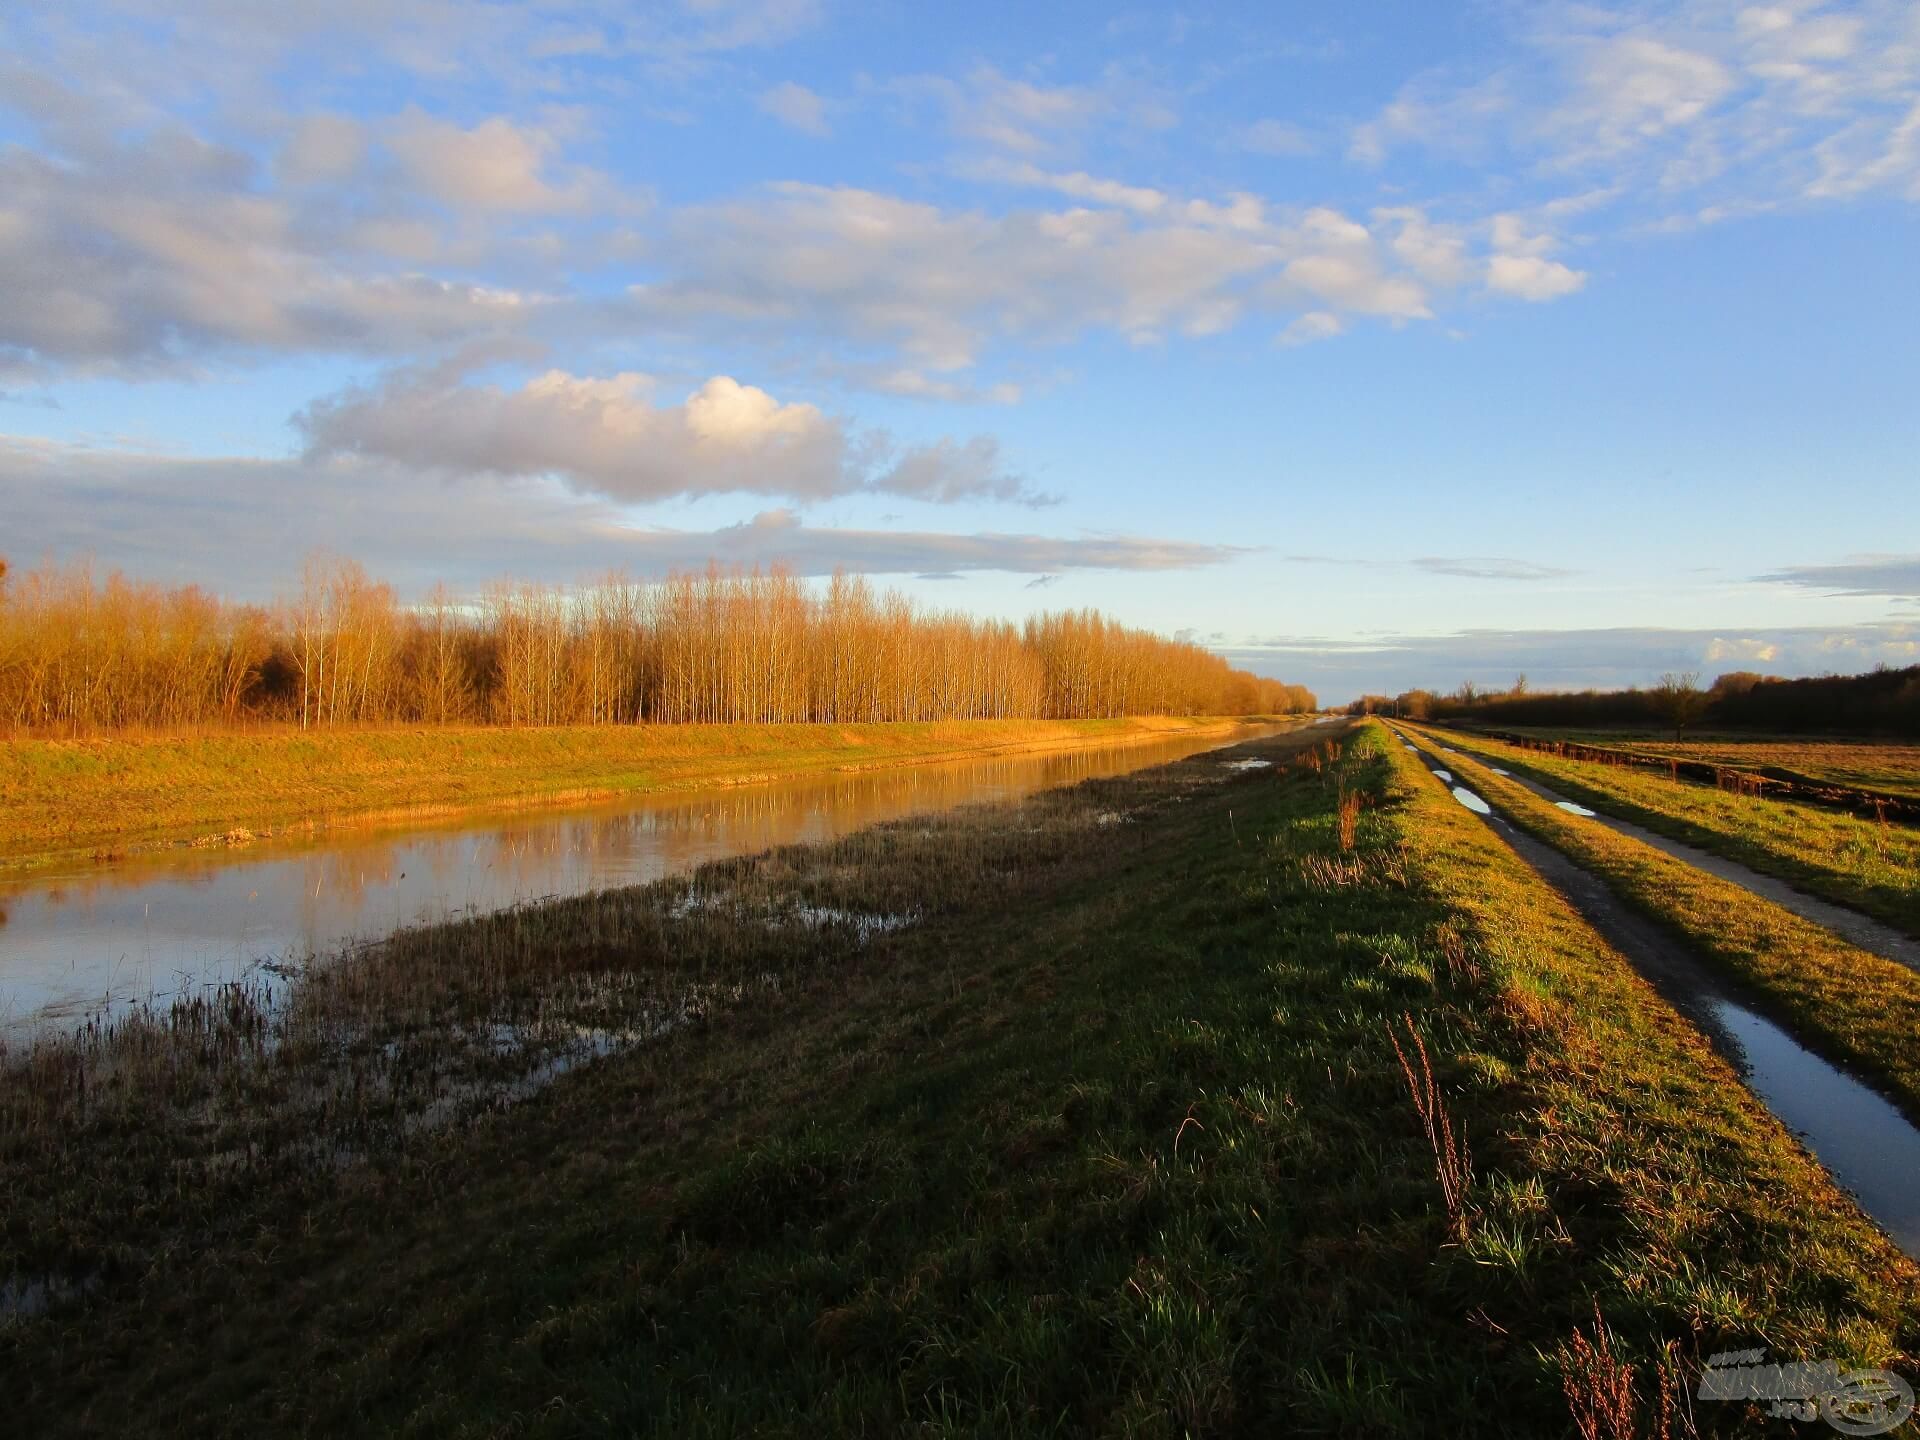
[1,729,1273,1037]
[1711,997,1920,1256]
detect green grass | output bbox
[0,715,1259,872]
[1428,725,1920,938]
[3,721,1914,1437]
[1407,724,1920,1118]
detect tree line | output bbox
[1345,666,1920,738]
[0,556,1316,733]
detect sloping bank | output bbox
[0,714,1271,871]
[4,721,1913,1436]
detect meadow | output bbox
[1520,731,1920,803]
[1417,725,1920,938]
[5,721,1914,1437]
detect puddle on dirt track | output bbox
[1554,801,1597,817]
[1,726,1288,1040]
[1397,727,1920,1257]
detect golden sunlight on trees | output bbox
[0,556,1313,733]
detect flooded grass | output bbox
[3,722,1916,1437]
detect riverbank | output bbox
[6,721,1914,1436]
[0,715,1272,872]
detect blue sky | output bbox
[2,1,1916,703]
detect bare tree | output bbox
[1653,671,1707,741]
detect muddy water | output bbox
[0,726,1280,1040]
[1399,731,1920,1257]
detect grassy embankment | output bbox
[1501,729,1920,801]
[1405,723,1920,1118]
[1428,725,1920,938]
[3,721,1915,1436]
[0,715,1260,872]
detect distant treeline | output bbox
[0,556,1315,733]
[1345,667,1920,737]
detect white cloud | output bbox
[297,369,1037,504]
[1348,0,1920,219]
[1483,212,1588,300]
[1704,636,1781,663]
[0,131,535,376]
[1553,36,1735,161]
[387,111,589,212]
[631,182,1590,378]
[758,81,830,136]
[278,114,367,184]
[1486,253,1588,300]
[1278,312,1344,347]
[967,159,1169,215]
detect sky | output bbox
[1,1,1916,704]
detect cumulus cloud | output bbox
[0,74,565,376]
[1486,253,1587,300]
[758,81,830,136]
[297,369,1037,504]
[632,183,1566,374]
[0,130,535,375]
[0,434,1238,597]
[1483,211,1589,300]
[387,111,591,212]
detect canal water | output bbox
[0,726,1277,1040]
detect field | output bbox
[0,715,1261,872]
[1418,725,1920,938]
[5,721,1915,1437]
[1494,727,1920,801]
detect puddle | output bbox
[1432,769,1454,783]
[1465,796,1920,1259]
[1491,767,1511,777]
[1,1272,101,1325]
[1709,999,1920,1255]
[1222,758,1273,771]
[668,889,915,941]
[1482,761,1919,973]
[1451,786,1492,815]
